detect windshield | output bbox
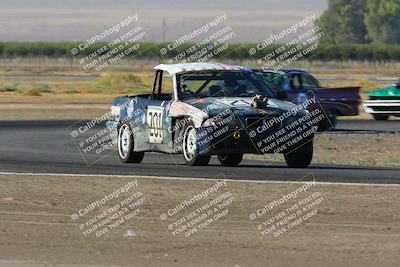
[254,71,287,90]
[177,71,275,99]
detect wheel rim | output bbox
[118,124,131,159]
[219,154,227,161]
[183,126,197,161]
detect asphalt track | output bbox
[0,120,399,184]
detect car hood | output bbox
[183,97,301,117]
[369,84,400,98]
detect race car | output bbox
[106,62,316,167]
[363,82,400,120]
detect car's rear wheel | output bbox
[284,141,313,168]
[117,123,144,163]
[218,153,243,166]
[372,114,389,121]
[182,124,210,166]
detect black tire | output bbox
[117,122,144,163]
[373,114,389,121]
[318,110,337,131]
[182,123,211,166]
[284,141,313,168]
[218,153,243,166]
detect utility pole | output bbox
[162,17,168,42]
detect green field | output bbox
[1,42,400,61]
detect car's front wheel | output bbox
[218,153,243,166]
[372,114,389,121]
[117,123,144,163]
[284,141,313,168]
[182,124,210,166]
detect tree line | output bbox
[319,0,400,44]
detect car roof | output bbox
[154,62,244,75]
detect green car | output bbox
[363,82,400,120]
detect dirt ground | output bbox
[0,173,399,267]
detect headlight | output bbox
[203,114,239,127]
[202,118,216,127]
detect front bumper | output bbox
[363,100,400,115]
[197,125,315,155]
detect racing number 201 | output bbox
[147,107,164,143]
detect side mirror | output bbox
[395,82,400,88]
[276,90,288,100]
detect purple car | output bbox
[253,69,361,130]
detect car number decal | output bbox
[147,106,164,143]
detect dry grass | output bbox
[0,58,397,121]
[1,58,397,98]
[320,80,392,95]
[0,94,112,120]
[0,71,151,97]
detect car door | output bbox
[301,74,320,91]
[142,70,174,153]
[298,73,324,110]
[285,73,303,102]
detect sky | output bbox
[0,0,327,42]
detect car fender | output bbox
[168,100,208,128]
